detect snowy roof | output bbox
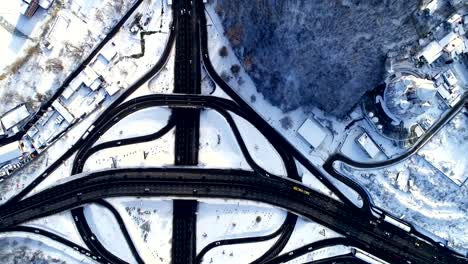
[91,56,109,74]
[439,32,458,47]
[1,104,30,131]
[424,0,438,14]
[356,133,380,159]
[447,13,462,25]
[414,124,424,137]
[61,87,74,100]
[39,0,54,9]
[52,101,74,123]
[418,41,443,64]
[19,2,29,15]
[443,36,464,54]
[297,118,326,149]
[89,78,102,91]
[443,70,458,86]
[105,85,120,96]
[99,43,117,63]
[437,85,452,100]
[0,141,21,164]
[83,66,100,87]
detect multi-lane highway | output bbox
[0,0,466,263]
[172,0,202,263]
[0,168,466,264]
[2,92,467,263]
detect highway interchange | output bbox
[0,0,467,264]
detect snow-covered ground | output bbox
[84,204,137,264]
[0,233,96,263]
[22,210,87,249]
[199,110,250,170]
[231,113,286,176]
[284,245,352,264]
[280,217,343,254]
[205,2,350,169]
[418,110,467,186]
[95,107,172,145]
[0,0,138,115]
[25,154,75,197]
[0,0,174,204]
[125,50,175,101]
[298,163,340,201]
[339,154,467,250]
[0,2,48,71]
[84,127,174,172]
[0,108,101,204]
[107,197,173,264]
[197,199,287,251]
[200,238,279,264]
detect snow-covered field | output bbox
[22,210,87,249]
[197,200,286,251]
[199,110,250,170]
[231,113,286,176]
[95,107,172,145]
[200,238,279,264]
[280,217,343,254]
[0,233,96,263]
[419,110,467,186]
[283,245,352,264]
[107,197,173,264]
[84,128,174,172]
[339,154,467,250]
[84,204,137,264]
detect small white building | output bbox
[356,132,381,159]
[105,84,120,96]
[99,42,118,63]
[1,104,30,131]
[83,66,100,87]
[418,41,443,64]
[297,118,327,149]
[437,84,461,107]
[52,101,75,123]
[62,75,84,100]
[443,70,458,87]
[423,0,438,15]
[414,124,425,138]
[39,0,55,9]
[0,141,22,165]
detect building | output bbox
[38,0,55,9]
[423,0,438,15]
[105,84,120,96]
[413,124,425,138]
[383,75,437,121]
[1,104,31,132]
[418,41,443,65]
[0,141,22,165]
[83,66,100,88]
[20,0,54,17]
[437,84,461,107]
[297,118,327,149]
[20,0,39,18]
[443,70,458,87]
[100,42,118,63]
[52,101,75,124]
[356,132,381,159]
